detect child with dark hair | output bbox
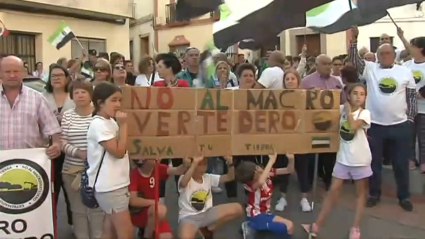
[236,153,294,239]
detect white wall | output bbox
[357,4,424,51]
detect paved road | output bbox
[57,170,425,239]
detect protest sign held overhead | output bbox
[122,87,340,158]
[0,148,54,239]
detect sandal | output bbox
[301,223,319,237]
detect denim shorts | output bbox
[95,186,130,214]
[332,162,372,180]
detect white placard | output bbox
[0,148,54,238]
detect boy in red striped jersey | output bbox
[235,153,295,239]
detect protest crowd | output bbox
[1,1,425,239]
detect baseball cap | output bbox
[88,49,97,56]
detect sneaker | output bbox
[349,227,361,239]
[366,197,380,208]
[241,221,255,239]
[275,197,287,211]
[399,199,413,212]
[300,198,312,212]
[301,223,318,237]
[211,186,222,193]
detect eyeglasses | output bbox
[94,66,108,72]
[114,65,125,70]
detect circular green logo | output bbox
[340,121,354,142]
[306,3,331,17]
[378,78,397,94]
[412,70,423,84]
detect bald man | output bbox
[299,54,345,191]
[378,31,410,62]
[255,51,285,89]
[349,27,417,212]
[0,56,61,158]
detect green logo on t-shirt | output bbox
[340,120,355,142]
[378,77,397,94]
[413,70,423,84]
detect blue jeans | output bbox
[368,121,412,200]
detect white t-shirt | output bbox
[403,60,425,114]
[257,66,284,89]
[362,61,416,125]
[86,115,130,192]
[337,105,372,166]
[134,73,162,86]
[177,174,220,221]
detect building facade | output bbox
[154,0,221,57]
[280,3,425,58]
[0,0,133,72]
[129,0,155,65]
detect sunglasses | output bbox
[94,66,108,72]
[114,65,125,70]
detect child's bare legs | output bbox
[101,215,114,239]
[206,203,244,231]
[178,203,244,239]
[110,209,134,239]
[353,178,368,228]
[303,177,344,233]
[144,204,167,238]
[272,215,294,235]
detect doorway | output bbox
[140,36,150,57]
[296,34,321,56]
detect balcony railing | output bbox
[165,3,219,24]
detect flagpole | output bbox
[74,37,85,50]
[386,11,399,28]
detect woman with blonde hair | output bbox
[135,56,161,86]
[91,58,112,87]
[206,61,238,88]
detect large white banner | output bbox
[0,148,54,239]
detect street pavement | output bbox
[57,168,425,239]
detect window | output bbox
[71,38,106,59]
[166,3,178,23]
[0,32,36,72]
[170,45,189,58]
[370,36,393,53]
[129,40,134,61]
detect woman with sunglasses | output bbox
[112,63,128,87]
[92,59,112,87]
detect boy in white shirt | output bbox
[178,156,243,239]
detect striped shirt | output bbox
[0,84,61,150]
[60,108,93,170]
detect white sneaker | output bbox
[275,197,287,211]
[212,186,222,193]
[241,221,255,239]
[300,198,312,212]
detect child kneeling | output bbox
[236,153,294,239]
[129,158,190,239]
[178,156,244,239]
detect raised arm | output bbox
[219,156,235,183]
[347,26,366,76]
[396,27,411,60]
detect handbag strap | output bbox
[93,148,106,189]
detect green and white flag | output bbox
[48,21,76,50]
[305,0,387,34]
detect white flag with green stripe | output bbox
[48,21,76,50]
